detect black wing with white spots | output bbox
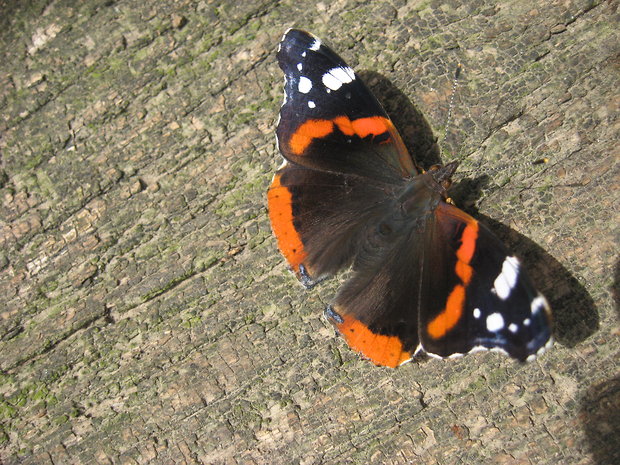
[276,28,417,182]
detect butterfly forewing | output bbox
[276,28,416,182]
[418,203,553,360]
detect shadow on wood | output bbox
[581,375,620,465]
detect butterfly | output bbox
[267,29,553,367]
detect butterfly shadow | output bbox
[361,70,598,349]
[580,375,620,465]
[579,260,619,463]
[359,71,443,170]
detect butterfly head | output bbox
[399,164,458,218]
[427,161,459,191]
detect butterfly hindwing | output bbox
[324,202,429,368]
[267,162,400,283]
[323,171,447,367]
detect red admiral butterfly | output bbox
[268,29,553,367]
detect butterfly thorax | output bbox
[399,161,459,218]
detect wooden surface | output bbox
[0,0,618,463]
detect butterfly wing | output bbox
[324,208,429,367]
[324,191,552,366]
[270,29,415,282]
[268,163,399,283]
[276,29,417,182]
[418,203,553,361]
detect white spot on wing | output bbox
[280,72,289,106]
[530,295,548,315]
[493,256,520,300]
[486,313,505,332]
[322,72,342,91]
[330,66,355,83]
[526,338,553,362]
[278,29,290,52]
[297,63,303,71]
[490,347,509,356]
[508,323,518,333]
[308,100,315,108]
[422,344,493,361]
[298,76,312,94]
[414,343,424,356]
[302,51,306,57]
[309,38,321,51]
[524,318,531,326]
[473,308,481,319]
[469,346,490,355]
[322,66,356,91]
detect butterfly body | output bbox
[268,29,553,367]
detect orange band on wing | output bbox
[288,120,334,155]
[427,221,479,339]
[335,313,411,368]
[455,259,473,285]
[456,220,478,266]
[332,115,390,139]
[287,116,416,175]
[333,116,355,136]
[427,284,466,339]
[267,173,306,273]
[351,116,390,138]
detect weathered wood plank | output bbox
[0,0,617,463]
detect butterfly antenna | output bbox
[458,156,550,177]
[437,63,549,177]
[440,63,462,147]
